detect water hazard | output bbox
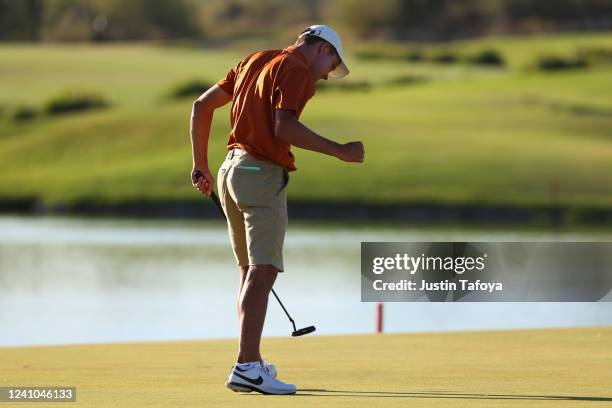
[1,216,611,346]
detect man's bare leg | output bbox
[237,264,278,363]
[237,265,248,317]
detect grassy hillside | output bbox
[1,327,611,407]
[0,33,611,208]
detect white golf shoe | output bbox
[226,360,276,393]
[225,361,296,395]
[262,360,277,379]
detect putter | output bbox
[193,170,316,337]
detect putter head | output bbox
[292,326,316,337]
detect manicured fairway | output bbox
[1,326,611,407]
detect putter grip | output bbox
[192,169,203,181]
[193,169,224,217]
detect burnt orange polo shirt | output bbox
[216,45,315,171]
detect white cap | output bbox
[299,24,349,79]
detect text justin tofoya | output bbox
[372,279,502,292]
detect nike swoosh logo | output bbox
[233,371,264,385]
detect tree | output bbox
[0,0,42,40]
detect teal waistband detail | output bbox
[237,165,261,171]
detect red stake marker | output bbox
[377,302,383,333]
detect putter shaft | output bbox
[195,174,313,336]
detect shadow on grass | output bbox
[284,389,612,402]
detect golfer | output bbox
[190,25,364,395]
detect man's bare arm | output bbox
[191,85,232,169]
[274,109,364,163]
[190,84,232,195]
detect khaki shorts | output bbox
[217,149,289,272]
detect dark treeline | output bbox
[0,0,200,41]
[1,0,612,42]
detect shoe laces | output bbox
[261,360,273,375]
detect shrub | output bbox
[316,80,372,92]
[536,54,588,71]
[12,105,39,122]
[404,50,425,62]
[354,50,389,61]
[170,79,213,99]
[577,46,612,65]
[45,92,109,115]
[468,49,505,67]
[355,49,426,63]
[386,75,429,86]
[431,51,459,64]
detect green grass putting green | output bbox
[1,33,612,208]
[1,326,611,407]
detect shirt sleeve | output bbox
[217,52,260,96]
[216,67,236,95]
[272,67,313,115]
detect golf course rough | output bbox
[1,326,611,407]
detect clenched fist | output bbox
[337,141,365,163]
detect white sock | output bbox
[235,361,259,370]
